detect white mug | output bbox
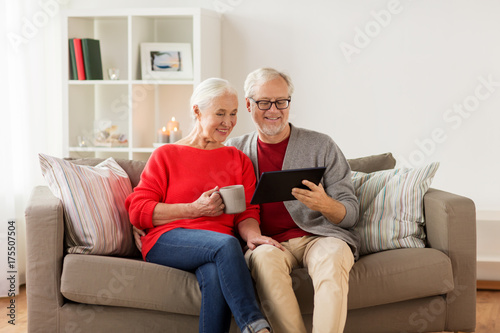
[219,185,246,214]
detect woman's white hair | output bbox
[190,78,238,120]
[244,68,294,98]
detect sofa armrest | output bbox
[423,188,476,332]
[25,186,65,332]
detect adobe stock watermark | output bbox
[109,84,155,120]
[212,0,245,13]
[401,278,468,333]
[397,74,499,168]
[339,0,404,64]
[64,267,136,333]
[7,0,70,52]
[109,71,185,119]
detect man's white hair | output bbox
[244,68,294,98]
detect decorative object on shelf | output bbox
[94,123,128,147]
[166,117,182,142]
[156,126,169,144]
[166,117,179,133]
[108,68,120,80]
[169,127,182,142]
[140,43,193,80]
[77,136,90,148]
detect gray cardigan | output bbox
[226,124,361,260]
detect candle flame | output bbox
[171,117,176,121]
[162,126,167,132]
[174,127,178,131]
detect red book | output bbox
[73,38,86,80]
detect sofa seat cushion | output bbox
[61,254,202,316]
[61,247,453,315]
[347,248,454,309]
[293,248,454,314]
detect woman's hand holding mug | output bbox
[191,186,224,217]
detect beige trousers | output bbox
[245,236,354,333]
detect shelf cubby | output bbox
[63,8,221,161]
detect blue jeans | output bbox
[146,228,270,333]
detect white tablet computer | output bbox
[250,167,326,205]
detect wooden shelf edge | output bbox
[477,280,500,290]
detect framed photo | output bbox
[140,43,193,80]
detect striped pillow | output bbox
[39,154,135,256]
[352,162,439,255]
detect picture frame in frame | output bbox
[140,43,193,80]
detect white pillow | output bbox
[352,162,439,255]
[39,154,134,256]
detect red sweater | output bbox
[126,145,260,259]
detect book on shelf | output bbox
[72,38,86,80]
[68,38,103,80]
[81,38,103,80]
[68,39,78,80]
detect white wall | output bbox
[59,0,499,277]
[476,211,500,281]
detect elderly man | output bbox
[225,68,360,333]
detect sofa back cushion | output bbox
[57,152,396,257]
[65,152,395,188]
[64,157,146,188]
[347,152,396,173]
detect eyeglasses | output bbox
[248,97,291,110]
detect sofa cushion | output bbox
[347,248,454,309]
[347,152,396,173]
[288,248,454,314]
[60,248,453,315]
[61,254,202,315]
[64,157,146,188]
[352,162,439,255]
[64,153,394,190]
[39,154,135,256]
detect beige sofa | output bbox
[25,153,476,333]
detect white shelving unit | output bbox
[62,8,221,161]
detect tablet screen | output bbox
[250,167,326,204]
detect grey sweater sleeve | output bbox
[322,137,359,228]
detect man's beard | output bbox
[257,120,287,137]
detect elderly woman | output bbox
[126,78,281,333]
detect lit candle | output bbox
[166,117,179,133]
[156,126,169,143]
[169,127,182,142]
